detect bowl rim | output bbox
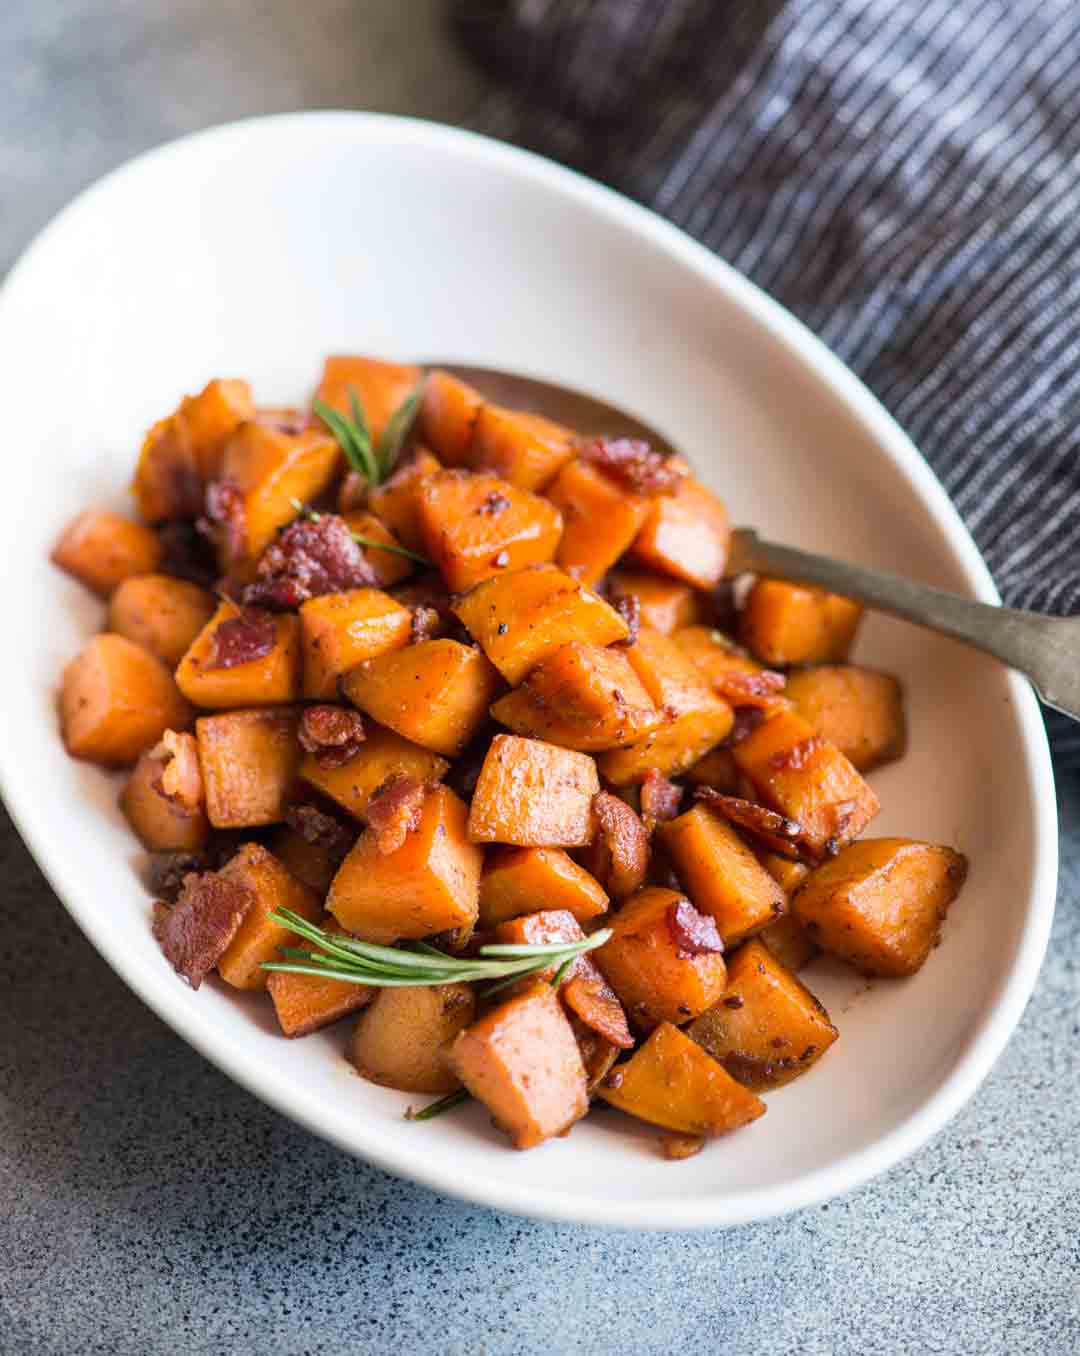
[0,110,1058,1229]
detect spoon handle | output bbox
[732,528,1080,721]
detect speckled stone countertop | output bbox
[2,5,1078,1352]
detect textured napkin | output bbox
[456,0,1080,763]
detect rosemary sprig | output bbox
[376,380,425,480]
[314,379,425,488]
[287,498,431,567]
[405,1089,469,1122]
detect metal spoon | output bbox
[436,363,1080,722]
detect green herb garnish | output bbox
[404,1088,470,1122]
[313,379,425,488]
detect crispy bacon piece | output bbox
[298,705,366,769]
[365,773,426,854]
[336,469,368,514]
[157,521,218,588]
[581,437,685,496]
[610,591,641,647]
[591,791,649,900]
[150,730,204,811]
[152,871,255,989]
[242,513,377,609]
[562,970,634,1049]
[695,786,804,860]
[768,735,825,771]
[715,669,786,707]
[148,850,214,903]
[666,897,724,958]
[200,478,247,560]
[283,802,355,866]
[410,605,442,643]
[206,610,277,670]
[724,706,767,746]
[640,769,683,826]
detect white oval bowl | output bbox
[0,113,1057,1229]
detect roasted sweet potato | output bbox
[299,587,413,700]
[340,638,501,757]
[491,908,589,981]
[684,745,740,792]
[351,982,476,1093]
[598,629,733,785]
[267,825,343,897]
[195,706,301,828]
[299,722,447,821]
[120,740,210,852]
[366,448,441,551]
[757,912,819,972]
[784,665,906,772]
[673,625,765,685]
[267,919,374,1036]
[417,470,563,592]
[740,580,862,666]
[314,355,422,442]
[757,849,811,896]
[478,847,609,927]
[732,706,879,859]
[597,1022,765,1136]
[52,508,163,598]
[341,509,415,587]
[467,735,600,847]
[418,369,484,466]
[793,838,968,977]
[658,803,786,945]
[452,565,629,684]
[629,475,730,588]
[608,570,705,635]
[60,633,193,765]
[546,457,651,585]
[446,980,589,1149]
[176,599,301,708]
[108,573,217,668]
[327,785,481,942]
[214,843,322,990]
[594,887,728,1031]
[688,939,837,1089]
[468,404,577,490]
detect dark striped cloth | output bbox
[456,0,1080,764]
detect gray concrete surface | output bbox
[1,3,1078,1352]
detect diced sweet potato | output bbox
[299,588,413,700]
[327,785,481,942]
[492,909,587,988]
[52,508,163,598]
[784,665,906,772]
[132,378,254,522]
[479,847,609,927]
[593,887,728,1031]
[452,565,628,685]
[350,982,476,1093]
[740,579,863,666]
[341,509,415,587]
[468,404,577,490]
[176,599,301,708]
[418,369,484,466]
[598,629,733,785]
[108,573,217,668]
[340,638,501,756]
[314,355,422,442]
[793,838,968,977]
[732,706,879,859]
[366,448,442,551]
[684,745,740,792]
[60,633,194,766]
[467,735,600,847]
[214,843,322,989]
[195,706,301,828]
[267,920,374,1036]
[120,743,210,852]
[758,912,819,972]
[688,939,837,1089]
[267,825,344,896]
[546,457,651,586]
[658,803,785,945]
[417,470,563,592]
[629,476,730,588]
[608,570,705,635]
[757,849,811,896]
[597,1022,765,1136]
[299,722,448,821]
[673,625,764,684]
[446,980,589,1149]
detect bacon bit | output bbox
[148,850,215,904]
[724,706,767,746]
[365,773,426,854]
[659,1132,706,1161]
[581,437,685,496]
[337,468,368,513]
[591,791,649,899]
[242,513,377,609]
[410,605,442,643]
[157,521,218,588]
[206,610,277,670]
[715,670,786,706]
[561,972,634,1049]
[200,478,247,560]
[667,898,724,958]
[393,573,454,638]
[298,705,366,769]
[283,803,355,865]
[152,871,255,989]
[640,769,683,826]
[769,736,824,771]
[610,591,641,647]
[149,731,203,812]
[480,491,511,515]
[723,994,745,1009]
[695,788,804,860]
[257,408,309,436]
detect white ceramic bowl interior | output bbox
[0,113,1057,1228]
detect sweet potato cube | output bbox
[108,573,217,668]
[367,448,442,551]
[327,786,481,942]
[793,837,968,977]
[598,629,733,784]
[658,804,786,945]
[314,355,422,442]
[491,643,660,751]
[120,744,210,852]
[52,508,163,598]
[688,939,837,1089]
[299,722,449,820]
[133,378,254,522]
[267,825,348,896]
[629,476,730,588]
[417,470,563,592]
[732,707,879,859]
[598,1022,765,1136]
[608,569,705,635]
[215,843,322,990]
[176,599,301,708]
[673,625,764,684]
[479,847,609,927]
[468,404,577,490]
[467,735,599,847]
[784,665,906,772]
[419,369,484,466]
[757,849,811,896]
[340,638,501,756]
[740,579,862,666]
[546,457,651,585]
[195,706,301,828]
[351,983,476,1093]
[452,564,628,684]
[299,588,413,700]
[684,746,740,792]
[493,907,585,980]
[341,509,414,587]
[447,980,589,1149]
[267,920,374,1036]
[593,887,728,1031]
[757,911,819,972]
[60,633,194,766]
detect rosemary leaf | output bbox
[350,533,431,566]
[405,1088,469,1122]
[313,396,378,485]
[375,379,425,481]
